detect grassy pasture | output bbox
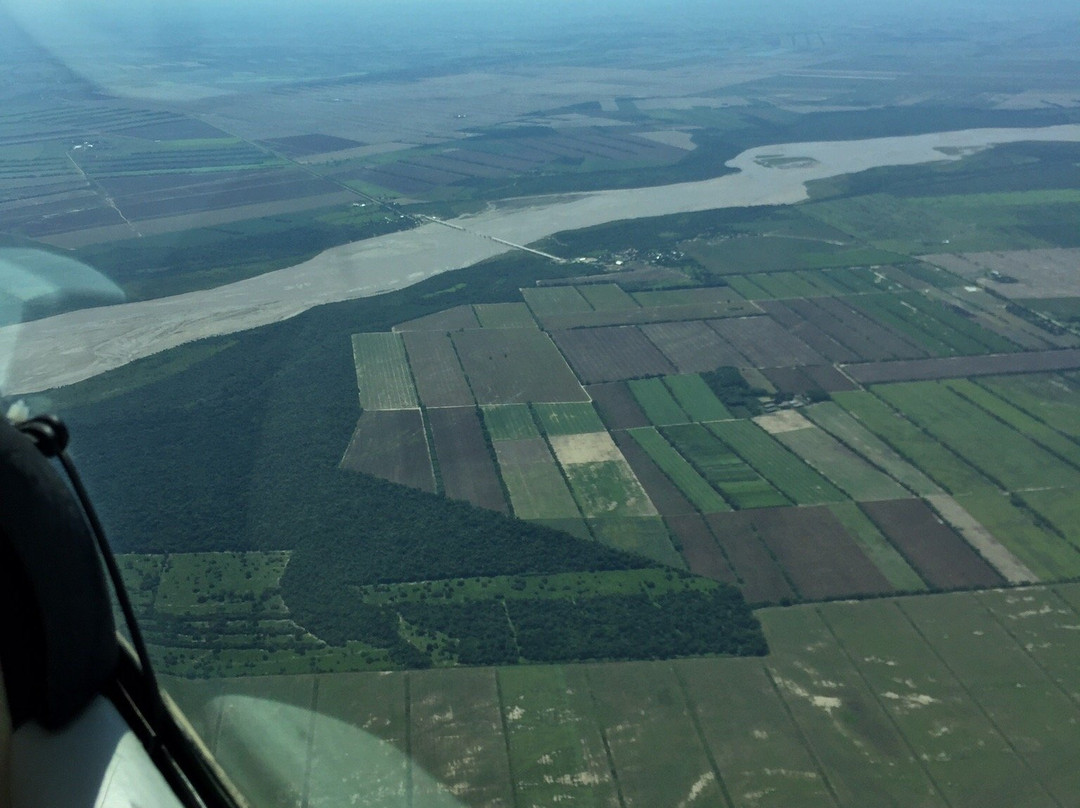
[955,489,1080,580]
[873,382,1080,492]
[1017,487,1080,552]
[628,427,731,513]
[943,378,1080,469]
[154,551,289,616]
[560,460,658,518]
[494,439,583,520]
[804,402,941,496]
[482,403,539,440]
[588,517,684,567]
[663,374,732,421]
[899,594,1080,805]
[979,373,1080,439]
[474,302,538,329]
[628,377,689,425]
[531,401,606,436]
[521,285,592,316]
[350,332,419,410]
[772,423,910,502]
[707,420,844,505]
[577,283,638,310]
[831,391,994,495]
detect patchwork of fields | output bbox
[168,584,1080,808]
[343,265,1080,608]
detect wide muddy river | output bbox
[4,124,1080,394]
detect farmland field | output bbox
[493,438,582,520]
[978,372,1080,438]
[663,374,732,422]
[627,378,689,426]
[427,407,508,512]
[402,330,475,408]
[1017,487,1080,551]
[341,409,435,492]
[707,420,845,505]
[350,332,419,410]
[767,416,910,501]
[843,348,1080,385]
[803,402,942,496]
[664,514,737,583]
[872,382,1080,492]
[453,328,588,404]
[531,401,606,436]
[627,427,731,514]
[577,283,638,311]
[610,431,698,517]
[482,403,540,441]
[757,300,863,363]
[585,382,650,430]
[553,326,676,383]
[662,423,788,510]
[521,285,591,317]
[640,321,748,372]
[708,316,824,368]
[859,499,1004,590]
[474,302,538,329]
[587,516,683,566]
[831,391,994,495]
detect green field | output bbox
[627,427,731,513]
[577,283,638,310]
[628,377,690,425]
[803,402,942,496]
[954,489,1080,580]
[588,517,685,567]
[684,232,903,276]
[978,373,1080,439]
[521,286,592,316]
[873,382,1080,492]
[662,423,788,510]
[1016,487,1080,552]
[482,404,540,440]
[831,391,994,495]
[166,584,1080,808]
[663,374,732,422]
[561,460,657,518]
[494,440,583,520]
[474,302,538,328]
[351,332,419,410]
[772,423,910,501]
[531,401,606,436]
[943,379,1080,469]
[706,420,845,505]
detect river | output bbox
[3,124,1080,394]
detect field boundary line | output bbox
[894,599,1067,808]
[669,662,736,808]
[493,670,521,808]
[760,662,843,808]
[583,667,629,808]
[816,607,954,808]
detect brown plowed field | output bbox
[340,409,435,492]
[704,513,796,605]
[666,514,738,584]
[402,331,475,407]
[708,316,824,368]
[843,349,1080,384]
[587,383,650,430]
[860,499,1004,589]
[748,506,893,599]
[758,300,862,363]
[453,329,588,403]
[552,326,676,384]
[427,407,507,513]
[641,321,748,372]
[612,430,697,516]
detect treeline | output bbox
[702,365,766,417]
[387,586,766,666]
